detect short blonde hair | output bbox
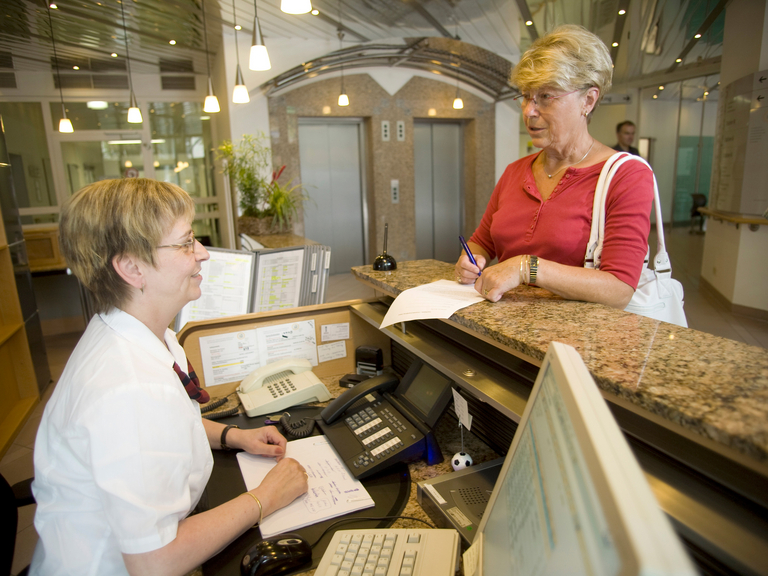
[512,25,613,115]
[59,178,195,313]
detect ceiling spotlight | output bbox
[428,108,436,116]
[694,33,702,39]
[618,9,626,15]
[281,0,312,14]
[612,42,619,47]
[525,20,532,26]
[676,58,682,63]
[73,65,79,70]
[111,53,118,57]
[87,101,109,110]
[704,91,709,96]
[49,3,57,8]
[653,94,658,99]
[169,39,176,45]
[659,85,664,90]
[235,25,242,30]
[311,9,319,15]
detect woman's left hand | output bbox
[230,426,288,461]
[474,256,523,302]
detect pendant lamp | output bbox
[336,5,348,107]
[119,0,142,123]
[201,0,220,113]
[232,0,249,102]
[281,0,312,15]
[337,30,348,106]
[249,0,271,71]
[452,18,463,110]
[46,5,73,132]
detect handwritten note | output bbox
[380,279,484,329]
[236,436,374,537]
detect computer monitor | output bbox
[466,341,696,576]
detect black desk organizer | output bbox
[199,406,411,576]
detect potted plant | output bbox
[216,133,305,235]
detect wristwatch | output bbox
[529,255,539,285]
[220,424,239,450]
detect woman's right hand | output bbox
[455,252,486,284]
[255,457,308,517]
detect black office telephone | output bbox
[318,359,454,479]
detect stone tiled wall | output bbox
[268,73,496,263]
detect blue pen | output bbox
[459,235,481,276]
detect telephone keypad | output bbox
[267,378,297,398]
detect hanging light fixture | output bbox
[201,0,220,113]
[232,0,249,102]
[119,0,142,123]
[46,4,73,132]
[337,31,348,106]
[452,18,463,110]
[337,2,348,106]
[281,0,312,15]
[249,0,271,71]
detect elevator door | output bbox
[298,121,366,274]
[414,122,462,262]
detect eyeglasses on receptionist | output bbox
[513,88,584,109]
[157,233,198,254]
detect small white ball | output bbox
[451,452,473,471]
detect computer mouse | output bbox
[240,534,312,576]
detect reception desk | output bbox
[351,260,768,576]
[180,261,768,575]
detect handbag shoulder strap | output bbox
[584,153,671,274]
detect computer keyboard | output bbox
[315,528,460,576]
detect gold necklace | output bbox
[543,139,595,179]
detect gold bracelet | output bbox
[519,256,526,285]
[243,492,263,526]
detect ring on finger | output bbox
[483,288,489,296]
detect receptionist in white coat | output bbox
[30,178,308,575]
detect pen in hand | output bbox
[459,236,481,276]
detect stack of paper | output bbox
[236,436,374,538]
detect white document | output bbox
[200,330,260,387]
[236,436,374,538]
[257,320,319,366]
[252,249,305,313]
[318,341,347,363]
[176,250,255,329]
[451,388,473,431]
[321,323,350,342]
[198,320,318,387]
[380,279,485,329]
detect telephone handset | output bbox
[318,360,454,480]
[236,357,332,418]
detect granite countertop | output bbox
[352,260,768,466]
[252,233,319,249]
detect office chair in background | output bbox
[690,193,707,234]
[1,473,34,576]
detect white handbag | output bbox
[584,153,688,327]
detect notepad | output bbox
[236,436,375,537]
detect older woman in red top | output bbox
[455,25,653,308]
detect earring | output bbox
[140,283,145,295]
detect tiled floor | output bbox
[3,249,767,574]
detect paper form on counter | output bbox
[236,436,374,537]
[379,279,484,328]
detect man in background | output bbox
[613,121,640,155]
